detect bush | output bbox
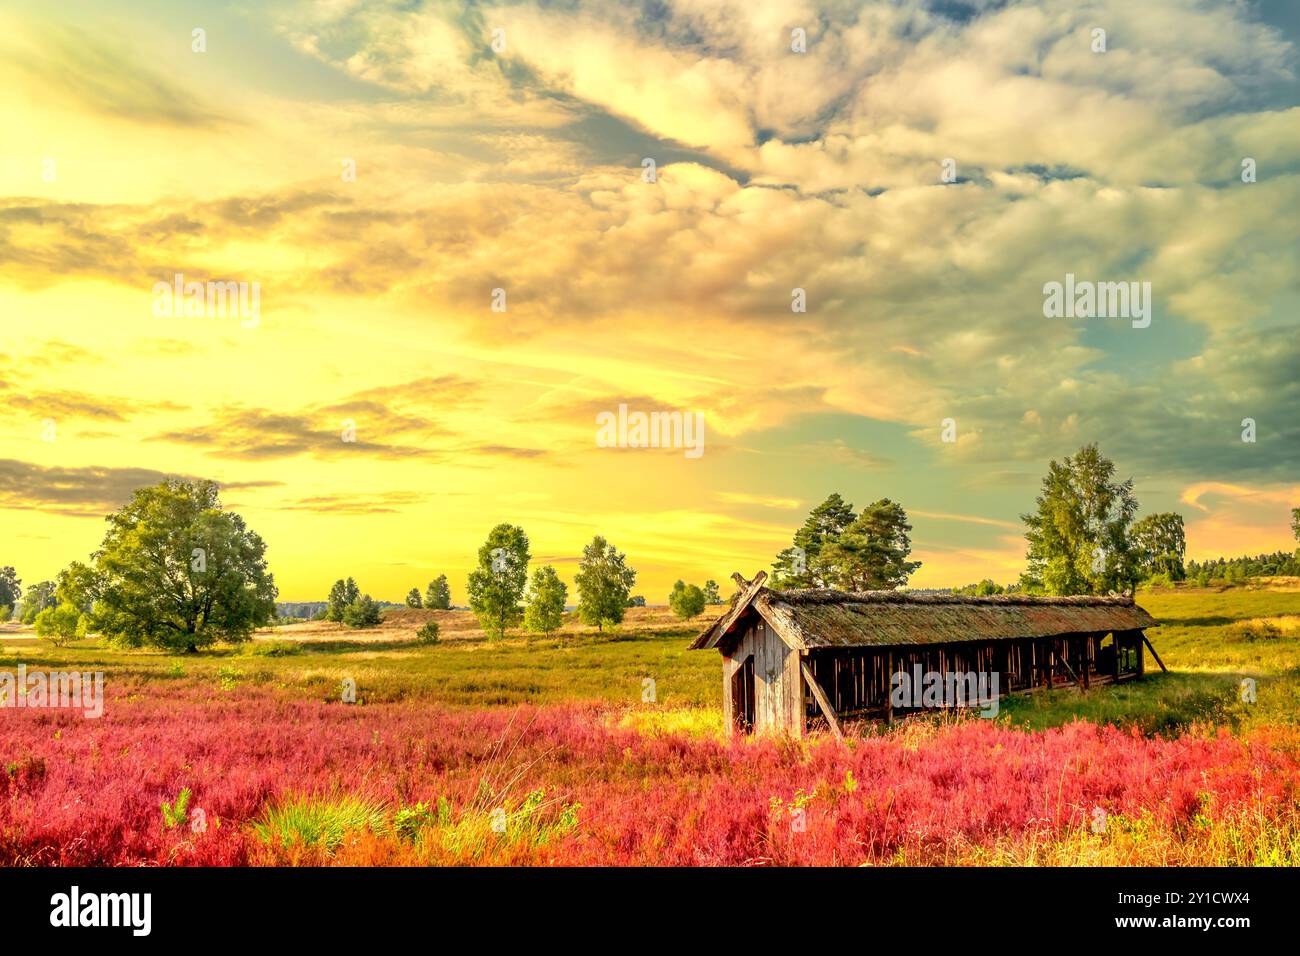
[250,640,301,657]
[342,595,383,628]
[34,603,83,647]
[416,621,440,644]
[1224,620,1283,642]
[668,581,707,619]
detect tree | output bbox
[574,536,636,631]
[19,580,57,624]
[466,524,530,638]
[405,587,423,608]
[83,478,277,651]
[342,594,383,628]
[35,603,83,647]
[668,580,707,619]
[424,574,451,610]
[0,566,21,620]
[954,579,1006,596]
[771,493,856,587]
[327,577,360,622]
[1131,513,1187,581]
[416,620,440,644]
[1020,444,1140,596]
[702,580,723,605]
[1292,507,1300,546]
[625,595,646,608]
[817,499,921,590]
[524,565,567,636]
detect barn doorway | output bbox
[731,655,755,734]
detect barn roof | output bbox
[689,574,1158,651]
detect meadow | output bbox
[2,585,1300,866]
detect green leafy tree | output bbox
[818,499,921,590]
[466,524,530,638]
[416,620,440,644]
[424,574,451,610]
[326,577,360,622]
[771,493,856,587]
[668,580,707,619]
[574,536,636,631]
[35,603,83,647]
[0,566,21,620]
[1292,507,1300,546]
[84,478,277,651]
[19,580,57,624]
[1131,512,1187,581]
[342,594,383,628]
[1020,444,1140,596]
[405,587,423,608]
[625,595,646,608]
[524,565,567,636]
[702,580,723,605]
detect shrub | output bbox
[1224,619,1283,641]
[668,581,707,619]
[342,595,383,628]
[250,640,300,657]
[34,603,83,647]
[416,621,440,644]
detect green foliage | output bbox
[1132,512,1187,581]
[1020,444,1140,596]
[253,793,388,854]
[0,566,20,616]
[84,479,278,651]
[1188,550,1300,583]
[416,620,440,644]
[524,565,567,635]
[771,493,856,587]
[1292,507,1300,545]
[405,588,423,608]
[342,594,383,628]
[625,595,646,608]
[953,579,1007,596]
[702,580,723,605]
[249,640,300,657]
[668,580,707,619]
[34,603,83,646]
[19,580,57,625]
[818,498,921,590]
[424,575,452,610]
[327,578,360,622]
[771,494,920,590]
[467,525,530,638]
[574,536,636,631]
[161,787,192,829]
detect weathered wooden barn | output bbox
[690,572,1162,738]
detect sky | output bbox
[1,0,1297,603]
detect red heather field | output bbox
[3,678,1300,866]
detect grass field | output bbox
[3,585,1300,865]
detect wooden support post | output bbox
[801,660,844,741]
[885,651,894,725]
[1141,633,1168,673]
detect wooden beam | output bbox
[800,660,844,741]
[731,572,750,589]
[1141,633,1168,673]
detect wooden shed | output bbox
[690,572,1163,738]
